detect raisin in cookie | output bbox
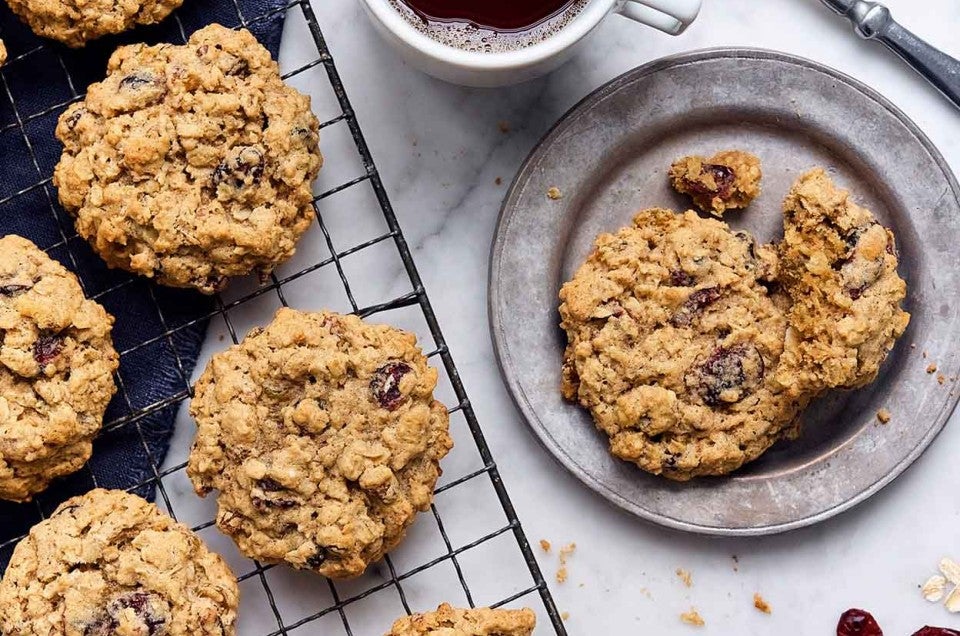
[54,24,323,294]
[776,168,909,392]
[670,150,762,216]
[0,489,238,635]
[387,604,537,636]
[5,0,182,48]
[188,308,452,578]
[560,209,813,480]
[0,235,118,502]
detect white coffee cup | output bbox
[359,0,702,87]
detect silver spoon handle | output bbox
[825,0,960,110]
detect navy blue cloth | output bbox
[0,0,289,570]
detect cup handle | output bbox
[618,0,702,35]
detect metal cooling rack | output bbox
[0,1,567,633]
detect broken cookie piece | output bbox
[669,150,762,216]
[775,168,909,393]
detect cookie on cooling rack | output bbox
[0,39,6,66]
[386,604,537,636]
[0,488,238,635]
[775,168,910,392]
[187,308,452,579]
[5,0,183,47]
[559,209,815,480]
[669,150,762,216]
[0,235,118,502]
[54,24,323,294]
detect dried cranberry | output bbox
[62,107,86,130]
[118,73,158,90]
[306,548,328,569]
[0,283,32,297]
[685,164,735,198]
[84,591,167,636]
[227,58,250,77]
[912,628,960,636]
[670,286,722,327]
[669,270,695,287]
[371,361,413,411]
[687,343,764,407]
[252,478,297,509]
[33,332,64,367]
[837,609,883,636]
[213,146,265,189]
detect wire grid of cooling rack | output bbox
[0,1,567,633]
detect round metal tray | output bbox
[489,48,960,535]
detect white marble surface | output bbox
[160,0,960,633]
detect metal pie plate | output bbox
[489,48,960,535]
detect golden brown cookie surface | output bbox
[0,489,239,635]
[559,209,811,480]
[387,604,536,636]
[188,308,452,578]
[0,235,118,502]
[5,0,183,47]
[776,168,909,392]
[670,150,762,216]
[54,25,323,293]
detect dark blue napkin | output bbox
[0,0,289,570]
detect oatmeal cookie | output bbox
[387,604,537,636]
[670,150,762,216]
[0,235,118,502]
[188,308,452,578]
[0,39,6,66]
[559,209,812,480]
[5,0,182,47]
[776,168,909,391]
[54,24,323,294]
[0,488,238,635]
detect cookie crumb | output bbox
[680,608,705,626]
[876,408,891,424]
[556,543,576,583]
[928,363,938,374]
[560,611,569,621]
[939,374,946,385]
[498,120,510,134]
[539,539,551,552]
[547,186,563,200]
[753,593,772,614]
[495,177,503,186]
[675,568,693,587]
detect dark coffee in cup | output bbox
[391,0,589,53]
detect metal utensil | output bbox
[820,0,960,110]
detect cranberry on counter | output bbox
[837,609,883,636]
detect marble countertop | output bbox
[163,0,960,633]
